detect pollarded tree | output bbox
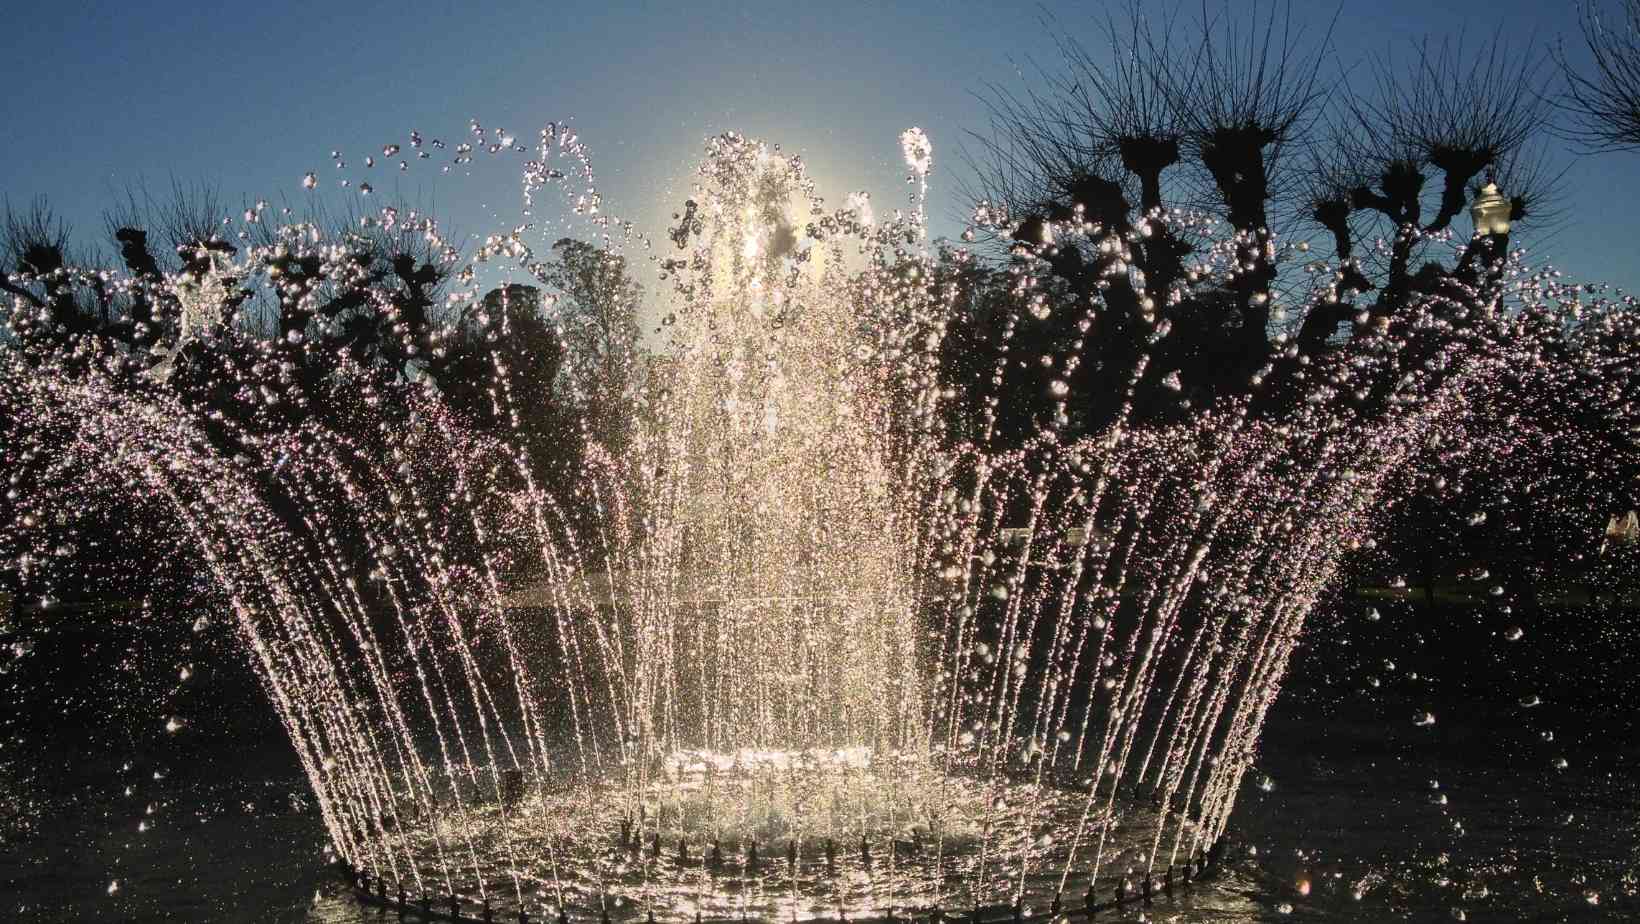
[0,201,108,351]
[960,3,1560,439]
[0,190,460,412]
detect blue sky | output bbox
[4,0,1638,295]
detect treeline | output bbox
[0,192,642,613]
[6,2,1640,628]
[922,3,1640,600]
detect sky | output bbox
[3,0,1639,299]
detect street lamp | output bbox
[1469,182,1512,237]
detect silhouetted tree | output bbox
[0,189,482,430]
[543,238,643,452]
[0,191,488,614]
[431,283,575,483]
[1,201,110,352]
[1558,0,1640,151]
[961,4,1559,440]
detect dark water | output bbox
[7,703,1634,922]
[4,597,1637,921]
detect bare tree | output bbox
[1557,0,1640,152]
[959,3,1559,431]
[1324,32,1559,328]
[1,199,101,347]
[1,187,466,406]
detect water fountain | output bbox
[2,123,1636,922]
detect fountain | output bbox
[2,123,1637,922]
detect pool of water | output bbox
[4,694,1634,923]
[4,595,1636,922]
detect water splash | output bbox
[1,122,1636,921]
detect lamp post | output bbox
[1470,182,1511,237]
[1462,180,1512,284]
